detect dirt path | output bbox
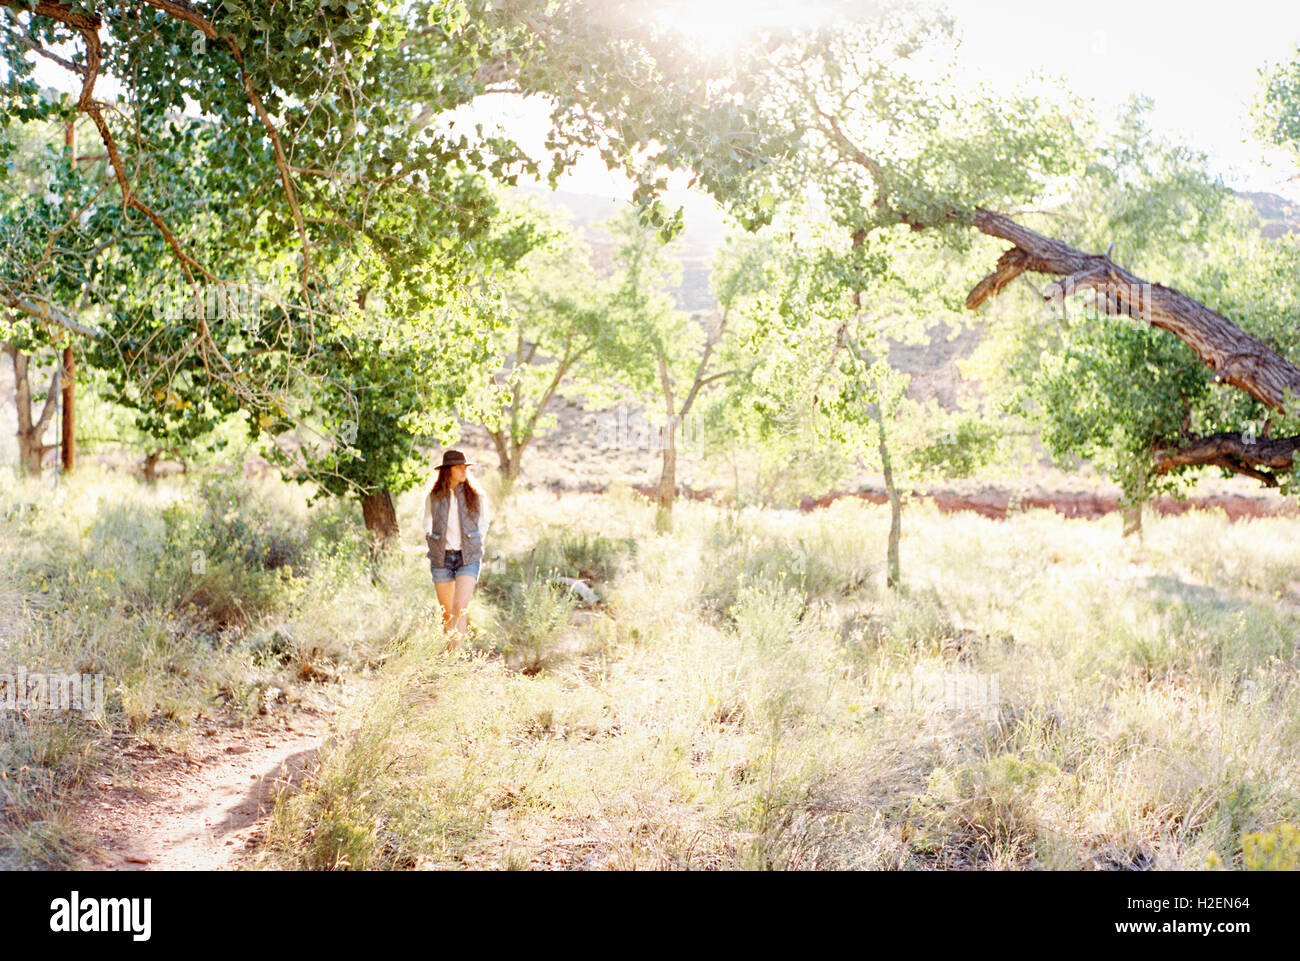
[75,707,333,870]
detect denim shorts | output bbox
[431,549,480,583]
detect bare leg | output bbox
[450,573,478,639]
[435,579,456,645]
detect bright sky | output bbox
[942,0,1300,201]
[495,0,1300,207]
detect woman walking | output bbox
[423,449,490,649]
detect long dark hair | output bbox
[430,467,482,519]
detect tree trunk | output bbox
[60,123,76,474]
[504,445,523,484]
[361,488,399,556]
[5,343,59,476]
[488,428,525,496]
[1120,502,1143,538]
[870,403,902,590]
[499,446,521,498]
[60,344,75,472]
[489,428,512,477]
[731,444,741,506]
[143,450,162,482]
[656,417,679,531]
[1120,502,1143,539]
[1121,466,1146,539]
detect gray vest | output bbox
[426,487,483,567]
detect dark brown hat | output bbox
[436,449,472,470]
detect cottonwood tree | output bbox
[2,0,773,337]
[0,0,770,541]
[686,5,1300,527]
[962,100,1300,507]
[477,197,609,487]
[0,114,103,475]
[691,229,839,507]
[595,208,746,528]
[677,8,1065,585]
[733,215,970,588]
[2,1,508,523]
[965,100,1296,535]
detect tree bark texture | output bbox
[61,344,75,473]
[5,343,60,476]
[657,417,679,524]
[869,404,902,590]
[967,209,1300,415]
[966,208,1300,483]
[361,488,399,555]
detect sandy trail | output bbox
[76,708,332,871]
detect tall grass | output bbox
[267,489,1300,869]
[9,467,1300,870]
[0,467,424,867]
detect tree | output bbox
[932,75,1300,488]
[672,9,1070,585]
[682,6,1300,500]
[0,113,97,475]
[691,230,839,507]
[478,197,608,486]
[597,208,742,527]
[732,215,964,588]
[963,210,1300,489]
[955,99,1283,533]
[1,0,771,357]
[1,0,770,541]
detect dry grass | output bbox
[0,466,422,867]
[264,486,1300,870]
[5,465,1297,869]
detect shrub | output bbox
[911,754,1067,866]
[842,586,967,663]
[1242,823,1300,871]
[700,511,874,615]
[498,581,577,675]
[484,528,632,607]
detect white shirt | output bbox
[445,493,462,550]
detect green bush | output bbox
[494,581,577,675]
[701,511,873,615]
